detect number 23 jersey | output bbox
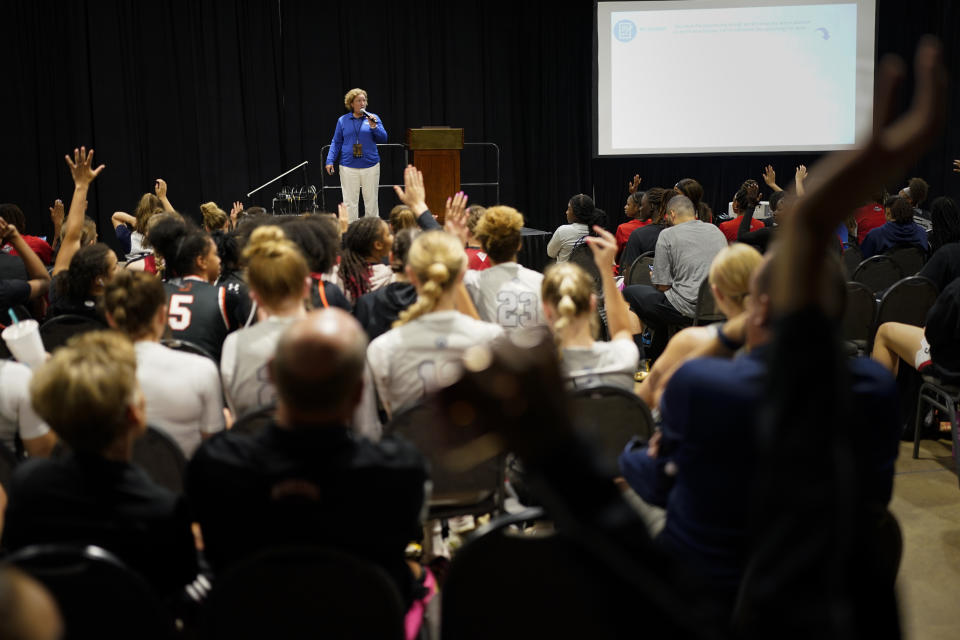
[164,276,246,362]
[462,262,545,330]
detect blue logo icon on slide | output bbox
[613,20,636,42]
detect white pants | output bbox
[339,163,381,221]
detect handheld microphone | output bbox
[360,109,377,123]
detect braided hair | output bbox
[394,231,466,327]
[340,217,387,300]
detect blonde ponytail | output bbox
[541,262,595,353]
[394,231,466,327]
[243,225,309,309]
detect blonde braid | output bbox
[393,231,465,327]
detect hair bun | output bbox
[426,262,449,284]
[245,225,290,260]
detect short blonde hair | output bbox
[30,330,139,454]
[708,243,763,310]
[394,231,466,327]
[344,88,367,110]
[243,225,309,308]
[475,206,524,263]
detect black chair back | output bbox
[842,281,877,351]
[204,546,405,640]
[386,400,503,520]
[885,245,927,276]
[232,404,276,437]
[160,338,215,361]
[569,243,602,292]
[4,544,173,640]
[626,251,655,286]
[875,276,940,329]
[693,278,724,326]
[570,386,654,475]
[39,314,105,353]
[841,245,864,279]
[0,440,18,490]
[131,427,187,493]
[852,255,903,294]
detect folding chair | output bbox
[39,314,106,353]
[852,255,902,295]
[132,426,188,493]
[912,369,960,488]
[570,386,655,475]
[885,245,927,277]
[231,404,276,437]
[692,278,725,326]
[160,338,215,361]
[842,281,877,356]
[626,251,655,287]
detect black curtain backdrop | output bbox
[0,0,957,254]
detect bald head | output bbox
[666,195,695,223]
[271,308,368,420]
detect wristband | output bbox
[716,324,744,351]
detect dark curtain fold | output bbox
[0,0,957,253]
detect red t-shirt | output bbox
[718,216,764,243]
[854,204,886,246]
[6,235,54,265]
[615,219,651,256]
[465,247,491,271]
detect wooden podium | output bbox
[407,127,464,223]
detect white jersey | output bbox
[134,341,225,458]
[220,316,298,419]
[561,337,639,392]
[362,310,503,429]
[463,263,546,331]
[0,361,50,454]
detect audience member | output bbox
[211,229,255,326]
[354,227,420,340]
[615,188,652,262]
[103,271,225,457]
[860,196,929,259]
[464,205,545,330]
[389,204,418,234]
[0,359,56,459]
[853,191,888,246]
[0,219,50,310]
[636,243,762,407]
[187,309,429,607]
[547,194,606,262]
[718,182,764,242]
[622,195,728,360]
[2,331,198,596]
[110,189,166,257]
[674,178,712,224]
[919,196,960,291]
[277,215,350,311]
[900,176,930,218]
[220,226,309,419]
[618,187,669,269]
[200,202,229,233]
[464,204,491,271]
[543,227,639,390]
[338,216,394,303]
[0,204,53,265]
[148,216,245,361]
[47,243,116,322]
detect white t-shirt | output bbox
[220,316,298,419]
[547,223,589,262]
[134,341,225,458]
[360,310,503,433]
[463,263,546,331]
[0,361,50,454]
[561,337,639,392]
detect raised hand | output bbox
[794,164,808,196]
[762,165,781,191]
[393,165,428,215]
[49,199,64,228]
[230,201,243,227]
[337,203,350,234]
[444,191,469,245]
[64,147,105,188]
[0,218,17,243]
[628,174,642,194]
[585,225,618,272]
[155,178,168,199]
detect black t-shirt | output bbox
[919,243,960,293]
[218,270,255,328]
[309,276,352,312]
[2,453,198,596]
[0,252,28,282]
[0,279,30,311]
[353,282,417,341]
[186,423,428,605]
[620,224,666,270]
[163,277,245,361]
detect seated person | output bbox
[187,309,429,608]
[547,194,606,263]
[46,243,116,323]
[464,205,491,271]
[464,206,545,330]
[615,189,653,263]
[636,243,763,407]
[618,187,669,270]
[354,228,419,341]
[621,195,728,360]
[200,202,229,233]
[0,359,56,459]
[110,190,165,257]
[220,226,309,420]
[2,331,198,596]
[148,217,245,361]
[338,216,394,304]
[853,191,888,246]
[0,204,53,265]
[277,215,351,312]
[718,183,764,242]
[389,204,418,234]
[861,196,929,259]
[0,219,50,311]
[103,271,225,457]
[361,231,502,433]
[542,227,639,391]
[900,176,930,219]
[619,256,900,607]
[211,229,255,326]
[918,196,960,291]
